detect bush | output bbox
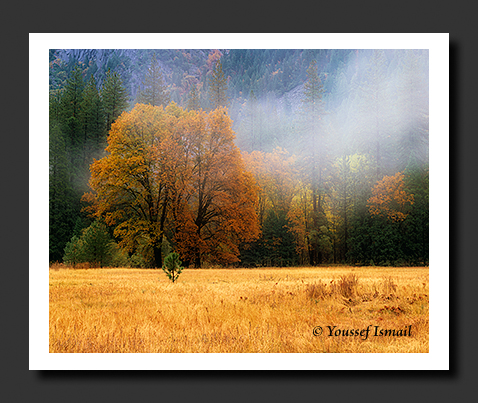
[63,220,116,267]
[80,220,114,267]
[129,252,148,268]
[162,252,183,283]
[63,235,84,266]
[109,242,130,267]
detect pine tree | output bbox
[240,90,263,151]
[335,156,354,262]
[162,252,183,283]
[58,65,87,198]
[50,66,89,263]
[186,83,201,111]
[403,163,429,265]
[49,89,63,124]
[49,123,75,262]
[79,220,114,267]
[261,210,298,267]
[208,59,228,110]
[300,60,326,159]
[136,53,170,107]
[299,60,327,264]
[357,50,393,180]
[82,76,105,148]
[302,60,325,112]
[80,75,105,175]
[397,50,429,170]
[101,69,128,134]
[60,66,85,153]
[63,220,114,267]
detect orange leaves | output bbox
[86,102,260,267]
[368,172,414,222]
[87,104,181,261]
[174,107,260,266]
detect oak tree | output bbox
[368,172,414,222]
[86,104,173,267]
[172,107,260,267]
[86,103,259,268]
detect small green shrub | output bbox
[63,220,114,268]
[63,235,84,266]
[162,252,183,283]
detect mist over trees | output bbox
[50,48,429,267]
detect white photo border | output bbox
[30,33,449,370]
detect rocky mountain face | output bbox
[51,49,314,110]
[50,48,429,155]
[50,48,352,155]
[50,48,210,105]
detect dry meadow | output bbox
[49,266,429,353]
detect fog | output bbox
[231,49,429,178]
[49,48,430,266]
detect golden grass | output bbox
[49,266,428,353]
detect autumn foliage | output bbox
[368,172,414,222]
[242,148,296,224]
[85,103,260,267]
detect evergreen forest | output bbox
[49,48,429,268]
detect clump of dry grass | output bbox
[49,266,429,353]
[381,276,397,295]
[305,280,328,300]
[55,261,95,270]
[335,273,359,299]
[49,262,65,271]
[305,274,359,301]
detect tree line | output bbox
[49,67,128,263]
[236,52,428,267]
[50,50,429,267]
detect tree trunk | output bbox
[153,244,162,268]
[194,249,201,268]
[344,205,348,260]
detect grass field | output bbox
[49,266,428,353]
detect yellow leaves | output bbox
[368,172,414,222]
[287,184,313,255]
[174,108,260,265]
[242,147,296,217]
[86,102,260,267]
[81,192,99,217]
